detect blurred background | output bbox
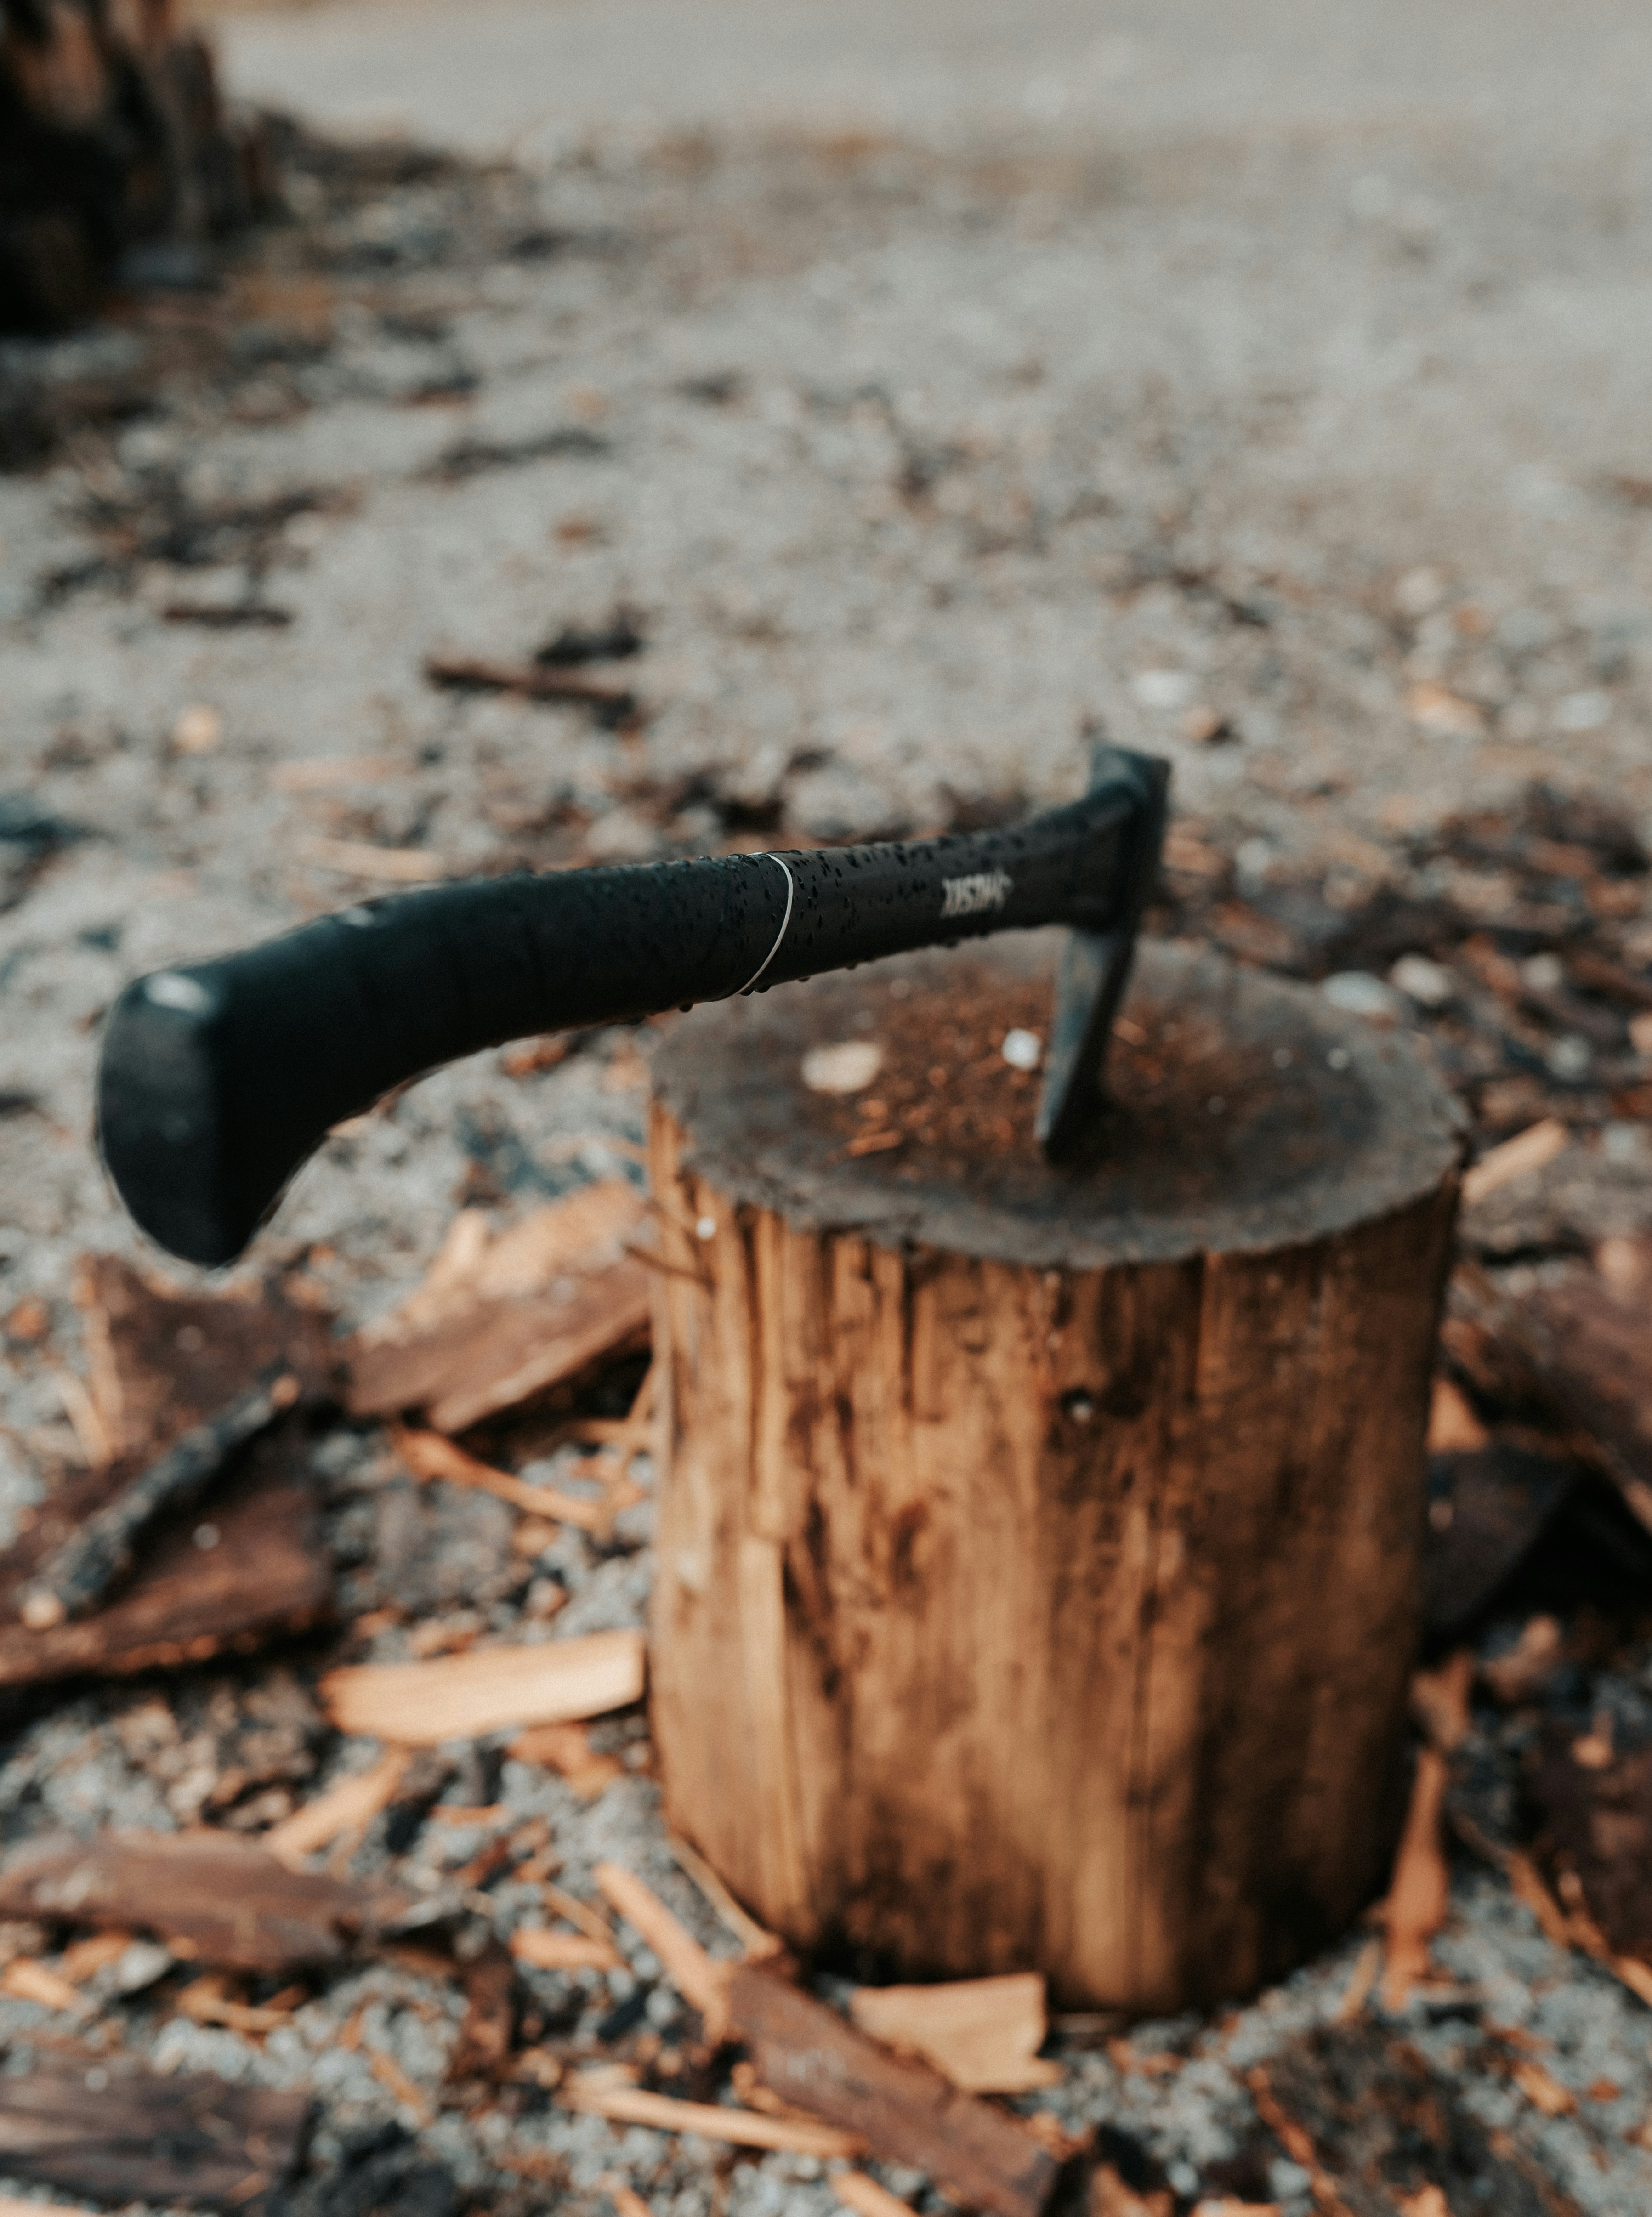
[3,5,1652,2212]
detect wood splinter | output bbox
[19,1366,301,1630]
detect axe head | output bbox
[1035,743,1170,1160]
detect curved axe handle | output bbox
[96,747,1167,1265]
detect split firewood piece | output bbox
[0,1830,409,1973]
[0,1463,330,1693]
[1257,2025,1588,2217]
[0,1256,335,1691]
[557,2070,861,2157]
[0,2067,310,2208]
[394,1426,618,1535]
[18,1366,299,1628]
[321,1628,645,1746]
[1448,1258,1652,1535]
[509,1721,626,1799]
[74,1253,335,1463]
[728,1963,1060,2217]
[346,1181,652,1433]
[594,1861,730,2041]
[848,1973,1059,2094]
[263,1749,411,1868]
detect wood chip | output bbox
[368,2046,435,2125]
[263,1749,410,1868]
[1380,1747,1451,2010]
[848,1973,1058,2093]
[1510,2058,1576,2117]
[511,1927,622,1973]
[394,1425,613,1534]
[509,1720,625,1798]
[835,2172,920,2217]
[1409,1650,1474,1754]
[55,1932,133,1985]
[668,1835,784,1961]
[1333,1937,1382,2024]
[303,836,450,883]
[321,1629,645,1745]
[728,1963,1059,2217]
[176,1973,295,2033]
[1090,2169,1173,2217]
[0,2068,310,2205]
[1461,1117,1567,1205]
[0,1829,408,1973]
[424,653,638,716]
[1425,1376,1487,1454]
[0,1960,91,2015]
[541,1885,620,1948]
[558,2072,861,2157]
[595,1860,729,2041]
[346,1182,652,1432]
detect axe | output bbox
[97,744,1169,1266]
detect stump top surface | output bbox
[651,936,1462,1268]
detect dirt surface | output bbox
[1,5,1652,2213]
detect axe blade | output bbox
[1035,743,1169,1161]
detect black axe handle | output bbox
[97,746,1168,1266]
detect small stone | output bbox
[1555,688,1611,733]
[1394,565,1447,618]
[1405,681,1484,737]
[801,1040,884,1094]
[1390,953,1455,1008]
[1322,971,1402,1022]
[1130,669,1197,711]
[170,703,222,755]
[1547,1036,1591,1080]
[1182,705,1234,745]
[1000,1027,1042,1071]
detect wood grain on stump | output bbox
[647,935,1462,2011]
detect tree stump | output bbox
[646,934,1462,2011]
[0,0,270,333]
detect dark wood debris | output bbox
[728,1961,1060,2217]
[1255,2024,1587,2217]
[0,2065,311,2208]
[0,1828,411,1972]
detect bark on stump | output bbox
[647,936,1462,2012]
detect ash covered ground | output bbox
[1,8,1652,2211]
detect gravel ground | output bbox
[1,7,1652,2210]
